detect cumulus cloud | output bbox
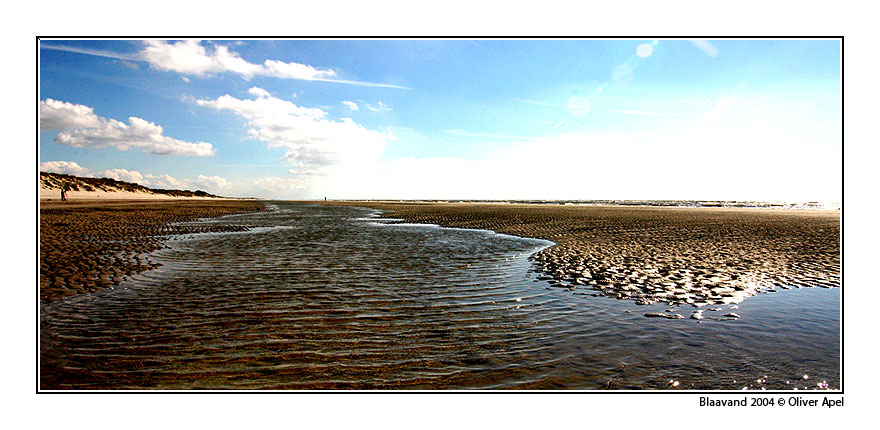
[40,99,102,130]
[140,40,262,77]
[342,101,359,111]
[40,160,232,194]
[40,160,91,176]
[101,168,189,189]
[100,168,231,193]
[261,59,337,80]
[40,99,215,156]
[192,175,230,190]
[248,87,272,98]
[195,89,393,178]
[137,40,407,88]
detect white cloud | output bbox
[306,121,840,202]
[140,40,262,78]
[136,40,408,88]
[40,161,91,176]
[40,99,215,156]
[119,60,140,70]
[40,43,140,61]
[342,101,359,111]
[365,101,391,112]
[261,59,337,80]
[40,160,233,194]
[192,175,230,190]
[40,99,102,130]
[100,168,231,193]
[101,168,188,189]
[248,86,272,98]
[196,92,325,121]
[195,89,393,179]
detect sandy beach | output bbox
[38,202,842,390]
[39,188,229,200]
[39,199,264,303]
[324,201,841,309]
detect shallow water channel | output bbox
[40,202,840,390]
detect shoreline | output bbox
[39,199,266,303]
[39,187,247,201]
[322,201,841,308]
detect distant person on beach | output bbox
[61,184,68,201]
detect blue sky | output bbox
[39,39,841,201]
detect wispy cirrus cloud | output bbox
[40,99,215,156]
[609,109,679,117]
[41,40,410,89]
[40,43,141,61]
[444,129,530,140]
[365,101,392,112]
[514,98,568,109]
[516,97,591,116]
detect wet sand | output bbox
[324,202,840,309]
[40,202,840,389]
[39,199,264,303]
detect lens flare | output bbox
[611,64,634,84]
[567,96,590,116]
[637,43,653,58]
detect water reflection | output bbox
[40,203,839,390]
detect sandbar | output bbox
[323,201,841,307]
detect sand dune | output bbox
[40,187,223,200]
[39,171,226,201]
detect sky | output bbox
[38,39,841,201]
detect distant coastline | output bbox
[320,199,840,211]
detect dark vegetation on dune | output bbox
[40,171,219,198]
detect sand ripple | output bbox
[40,200,264,303]
[331,203,840,308]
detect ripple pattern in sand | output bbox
[40,203,840,390]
